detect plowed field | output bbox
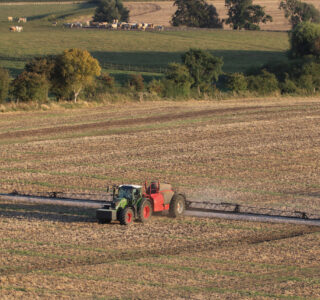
[0,97,320,214]
[0,199,319,298]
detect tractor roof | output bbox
[119,184,142,189]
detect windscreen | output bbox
[118,186,133,200]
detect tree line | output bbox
[1,0,320,105]
[92,0,320,30]
[1,21,320,104]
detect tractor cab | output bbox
[114,185,142,202]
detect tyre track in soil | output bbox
[0,103,318,140]
[1,225,318,277]
[128,3,161,18]
[0,195,319,275]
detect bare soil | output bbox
[0,199,319,299]
[0,97,319,215]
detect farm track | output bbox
[0,103,316,140]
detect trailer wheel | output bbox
[169,194,185,218]
[119,207,134,225]
[138,199,152,223]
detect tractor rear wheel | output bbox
[138,199,152,223]
[169,194,186,218]
[119,207,134,225]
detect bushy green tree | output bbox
[148,79,164,95]
[280,73,300,93]
[93,0,129,22]
[25,56,56,79]
[11,72,49,102]
[182,49,223,94]
[164,63,194,97]
[171,0,223,28]
[53,49,101,102]
[279,0,320,28]
[0,67,10,103]
[247,70,279,94]
[128,74,144,91]
[226,73,247,92]
[225,0,272,30]
[289,21,320,58]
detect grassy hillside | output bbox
[0,3,289,79]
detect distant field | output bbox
[2,0,320,29]
[0,2,290,79]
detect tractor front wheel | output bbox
[119,207,134,225]
[138,199,152,223]
[169,194,186,218]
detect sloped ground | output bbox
[0,98,319,214]
[126,0,320,30]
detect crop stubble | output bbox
[0,199,319,298]
[0,98,319,213]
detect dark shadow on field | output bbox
[24,3,96,22]
[109,72,163,85]
[0,203,97,223]
[91,49,288,74]
[7,67,22,77]
[0,49,288,83]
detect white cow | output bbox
[18,17,27,23]
[10,26,23,32]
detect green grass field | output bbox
[0,3,290,79]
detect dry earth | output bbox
[0,198,319,298]
[0,97,319,215]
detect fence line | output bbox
[102,62,167,74]
[0,56,167,74]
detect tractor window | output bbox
[134,189,140,199]
[118,187,133,200]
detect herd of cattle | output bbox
[63,20,165,31]
[7,16,165,32]
[8,16,27,32]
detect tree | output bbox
[182,49,223,94]
[225,0,273,30]
[171,0,223,28]
[11,72,49,102]
[128,74,144,91]
[54,49,101,102]
[25,56,56,80]
[164,63,194,97]
[93,0,129,23]
[0,67,10,103]
[226,73,248,92]
[289,21,320,58]
[279,0,320,28]
[247,70,279,94]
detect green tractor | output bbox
[96,182,186,225]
